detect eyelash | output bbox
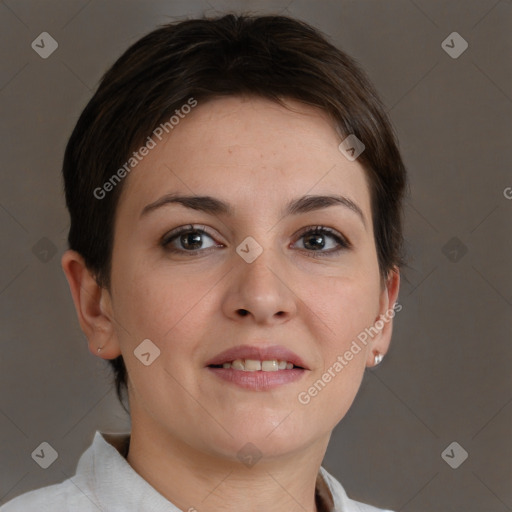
[161,224,351,258]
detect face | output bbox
[102,96,397,460]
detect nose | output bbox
[221,247,298,326]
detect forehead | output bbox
[116,96,372,223]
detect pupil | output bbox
[305,233,324,250]
[182,232,202,249]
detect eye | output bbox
[292,225,351,257]
[161,224,222,255]
[161,224,351,258]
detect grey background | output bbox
[0,0,511,511]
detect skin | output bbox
[62,96,400,512]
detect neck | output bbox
[125,418,331,512]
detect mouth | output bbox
[208,359,304,371]
[205,344,309,390]
[205,344,309,370]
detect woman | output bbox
[1,13,405,512]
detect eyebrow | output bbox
[140,193,366,228]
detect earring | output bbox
[97,346,104,353]
[374,353,384,366]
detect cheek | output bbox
[306,273,380,347]
[113,259,210,339]
[296,279,377,428]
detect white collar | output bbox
[74,431,388,512]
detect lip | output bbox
[207,366,306,391]
[205,344,309,370]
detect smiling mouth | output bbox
[208,359,305,371]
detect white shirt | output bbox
[0,431,394,512]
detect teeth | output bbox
[244,359,261,371]
[219,359,297,371]
[231,359,245,370]
[261,360,278,371]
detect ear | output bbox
[61,249,121,359]
[365,266,401,367]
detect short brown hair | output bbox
[62,14,408,410]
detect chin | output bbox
[205,422,314,460]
